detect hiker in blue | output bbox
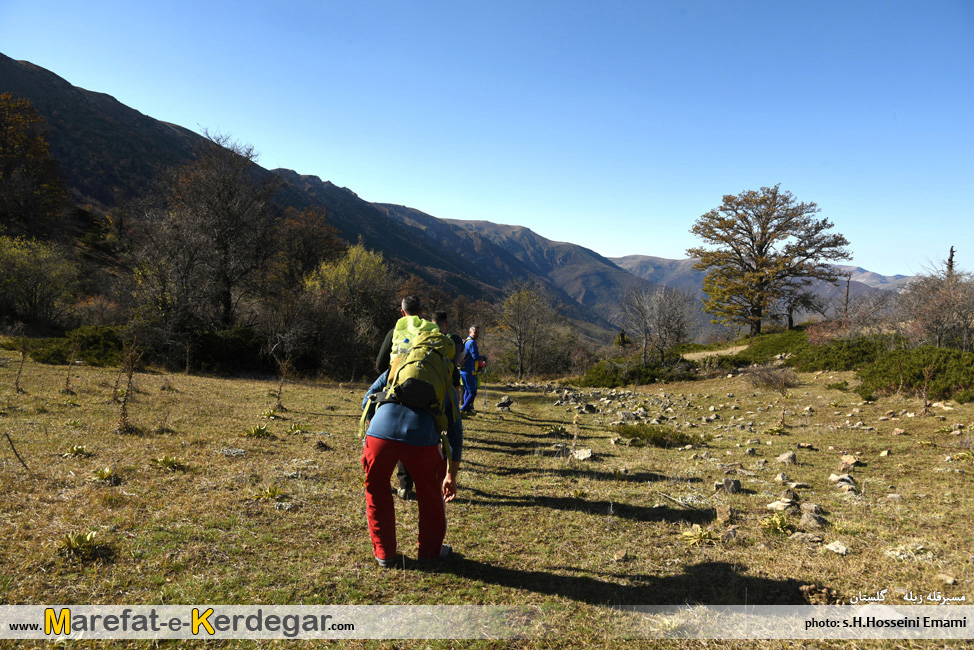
[459,325,483,413]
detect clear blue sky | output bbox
[2,0,972,276]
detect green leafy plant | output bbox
[285,422,308,435]
[254,484,289,501]
[260,409,281,420]
[543,424,569,436]
[151,455,185,471]
[244,424,271,438]
[61,530,98,557]
[760,512,796,536]
[64,445,91,458]
[681,524,718,546]
[92,465,120,485]
[763,425,788,436]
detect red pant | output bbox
[362,436,447,561]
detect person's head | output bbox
[400,295,423,317]
[433,311,449,331]
[468,325,479,340]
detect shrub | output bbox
[612,423,709,448]
[744,365,800,394]
[953,389,974,405]
[792,335,899,372]
[580,355,697,388]
[10,325,125,366]
[855,346,974,401]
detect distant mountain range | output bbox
[0,52,912,336]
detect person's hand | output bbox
[442,473,457,503]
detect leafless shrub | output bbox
[745,365,800,395]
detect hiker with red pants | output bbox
[362,332,462,567]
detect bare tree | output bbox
[622,285,699,366]
[494,281,559,379]
[897,251,974,351]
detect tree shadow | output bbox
[424,557,810,606]
[459,487,714,525]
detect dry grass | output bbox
[1,346,972,649]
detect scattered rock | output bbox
[744,447,757,456]
[891,428,906,436]
[722,478,742,494]
[716,505,734,524]
[791,532,824,544]
[779,489,799,501]
[840,454,861,466]
[774,472,791,483]
[797,442,816,449]
[721,526,739,542]
[776,451,797,464]
[572,448,594,461]
[800,512,829,530]
[800,503,823,515]
[788,482,811,489]
[936,574,957,586]
[886,494,903,501]
[613,549,629,562]
[879,449,892,457]
[825,541,849,555]
[496,395,513,408]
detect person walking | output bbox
[362,344,462,567]
[459,325,484,413]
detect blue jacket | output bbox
[362,372,463,463]
[460,338,481,374]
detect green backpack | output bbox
[381,329,457,432]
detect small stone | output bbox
[837,462,856,473]
[717,505,734,524]
[800,512,828,530]
[572,448,594,461]
[788,482,811,489]
[879,449,892,457]
[892,428,906,435]
[797,442,815,449]
[774,472,791,483]
[722,478,742,494]
[791,532,824,544]
[744,447,757,456]
[776,451,797,464]
[779,489,799,501]
[886,494,903,501]
[840,454,861,466]
[613,549,629,562]
[825,541,849,555]
[766,499,796,511]
[722,526,739,542]
[800,503,823,514]
[838,484,858,493]
[496,395,513,408]
[936,574,957,586]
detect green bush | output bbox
[855,346,974,401]
[613,423,709,448]
[579,356,696,388]
[697,329,810,371]
[7,326,125,366]
[953,388,974,404]
[792,335,898,372]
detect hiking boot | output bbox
[418,544,452,563]
[374,555,397,568]
[396,488,413,501]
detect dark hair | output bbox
[401,295,423,315]
[433,311,449,325]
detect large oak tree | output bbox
[688,185,850,335]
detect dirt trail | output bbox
[682,345,748,362]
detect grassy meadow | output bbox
[1,344,972,649]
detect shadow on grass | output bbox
[427,557,809,606]
[461,460,700,485]
[459,487,714,524]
